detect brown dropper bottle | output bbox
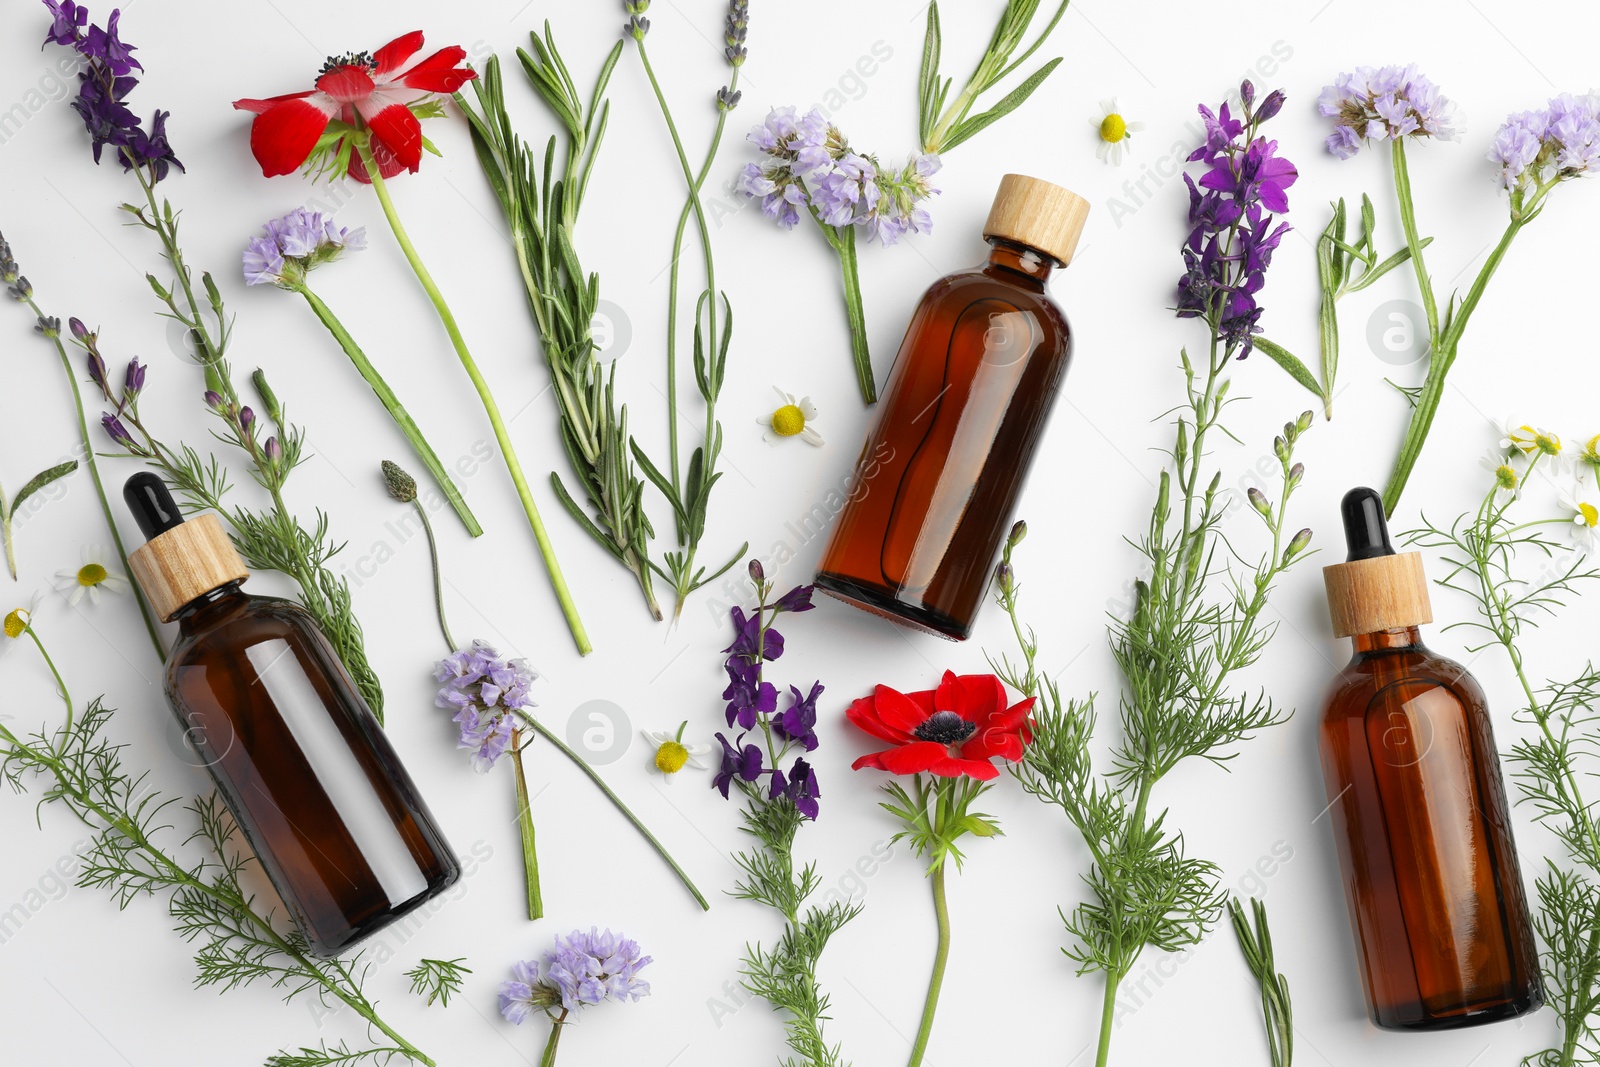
[1318,486,1542,1029]
[124,472,460,957]
[815,174,1087,639]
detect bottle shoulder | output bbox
[168,593,320,663]
[919,262,1069,325]
[1321,643,1487,722]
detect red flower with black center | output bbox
[232,31,476,183]
[846,671,1035,781]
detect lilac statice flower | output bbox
[1489,92,1600,194]
[434,639,535,772]
[41,1,183,182]
[713,575,825,818]
[1176,81,1296,358]
[739,105,940,244]
[1317,64,1457,160]
[242,208,366,288]
[499,928,652,1023]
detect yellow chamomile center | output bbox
[1535,431,1562,456]
[1579,502,1599,529]
[4,608,29,639]
[1494,464,1518,491]
[1584,434,1600,466]
[77,563,109,587]
[771,404,806,437]
[1099,113,1128,143]
[655,740,690,774]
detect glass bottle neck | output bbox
[1351,625,1425,654]
[986,237,1057,283]
[174,580,248,631]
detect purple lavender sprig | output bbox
[714,560,821,819]
[1176,81,1297,358]
[499,929,651,1066]
[42,1,182,182]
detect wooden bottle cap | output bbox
[983,174,1090,266]
[1322,552,1432,638]
[128,513,249,622]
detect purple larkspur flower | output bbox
[499,928,652,1022]
[244,208,365,287]
[1489,92,1600,194]
[100,411,132,446]
[785,757,820,820]
[723,604,783,661]
[773,681,822,752]
[434,639,537,772]
[1317,64,1457,159]
[42,0,87,46]
[713,732,765,798]
[1175,82,1295,358]
[122,357,144,402]
[771,583,815,613]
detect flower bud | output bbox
[1247,486,1271,518]
[1008,520,1027,547]
[1272,435,1287,462]
[34,315,60,338]
[8,276,32,300]
[1256,90,1286,123]
[101,412,133,447]
[239,405,256,433]
[1239,79,1256,108]
[1296,410,1314,434]
[203,389,226,412]
[717,85,742,111]
[381,460,418,503]
[69,317,89,340]
[86,350,109,393]
[624,0,650,12]
[252,369,283,424]
[1285,527,1313,560]
[748,558,765,583]
[264,436,283,465]
[626,14,650,39]
[1287,461,1304,488]
[123,358,146,401]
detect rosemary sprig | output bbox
[0,624,433,1066]
[456,30,662,619]
[1406,451,1600,1067]
[625,1,750,620]
[1229,896,1293,1067]
[918,0,1072,154]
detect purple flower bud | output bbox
[86,350,108,392]
[264,436,282,463]
[1240,79,1256,108]
[69,317,89,340]
[748,558,765,582]
[101,412,133,447]
[1256,90,1286,123]
[238,406,256,432]
[203,389,226,411]
[123,358,146,400]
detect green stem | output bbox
[130,161,222,365]
[512,728,544,921]
[513,708,708,911]
[357,140,591,656]
[1094,969,1122,1067]
[1389,140,1438,347]
[538,1013,567,1067]
[907,861,950,1067]
[26,626,74,741]
[296,285,482,538]
[412,500,454,652]
[828,225,876,404]
[26,301,165,656]
[2,513,15,581]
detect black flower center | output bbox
[914,710,975,746]
[320,51,376,78]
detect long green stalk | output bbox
[907,863,951,1067]
[356,139,591,655]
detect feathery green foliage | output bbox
[405,958,471,1009]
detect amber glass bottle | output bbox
[124,473,460,957]
[815,174,1087,639]
[1319,487,1542,1029]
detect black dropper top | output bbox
[124,472,186,540]
[1340,486,1395,562]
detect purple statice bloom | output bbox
[434,639,537,772]
[1176,81,1295,358]
[1317,64,1457,159]
[773,681,822,752]
[499,929,652,1022]
[244,208,365,287]
[713,732,765,798]
[1490,92,1600,194]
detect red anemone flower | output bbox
[232,31,476,183]
[847,671,1035,781]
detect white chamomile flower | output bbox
[1478,447,1520,493]
[758,387,823,446]
[1091,98,1144,165]
[2,591,42,657]
[52,545,130,606]
[1559,492,1600,549]
[643,722,712,783]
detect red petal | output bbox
[245,97,335,178]
[396,46,477,92]
[373,31,425,75]
[872,685,933,734]
[846,696,910,745]
[359,99,422,171]
[316,66,375,105]
[962,727,1022,763]
[345,137,406,184]
[233,90,315,116]
[870,742,949,777]
[930,754,1000,780]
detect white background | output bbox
[2,1,1599,1065]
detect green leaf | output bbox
[1348,236,1434,293]
[941,57,1063,152]
[1252,338,1324,402]
[628,439,686,524]
[12,461,78,512]
[917,0,943,147]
